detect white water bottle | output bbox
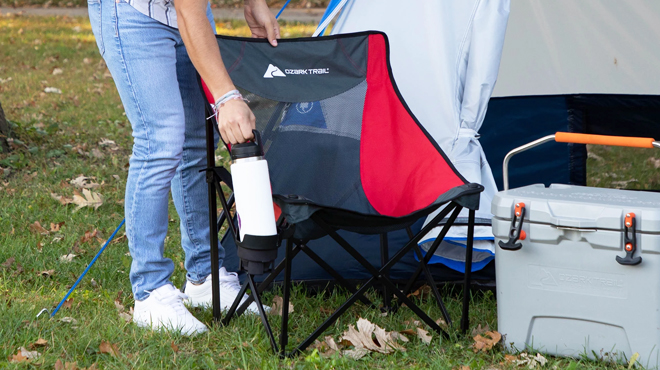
[230,130,277,242]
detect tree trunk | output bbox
[0,101,9,154]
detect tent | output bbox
[223,0,660,284]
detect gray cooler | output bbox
[492,184,660,368]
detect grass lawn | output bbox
[0,14,651,370]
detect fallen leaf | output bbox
[59,254,77,262]
[340,318,406,358]
[99,138,119,151]
[99,341,120,356]
[44,87,62,94]
[647,158,660,169]
[611,179,638,189]
[29,338,48,349]
[65,361,78,370]
[471,323,490,337]
[1,257,14,269]
[80,229,99,244]
[10,347,41,362]
[29,221,49,235]
[50,221,65,232]
[416,328,432,345]
[408,284,432,299]
[54,359,64,370]
[58,317,78,324]
[70,175,100,189]
[504,354,518,363]
[83,58,91,64]
[72,189,104,210]
[271,295,294,316]
[63,298,73,309]
[472,331,502,353]
[399,329,416,336]
[90,148,104,159]
[170,342,179,353]
[52,68,63,75]
[39,270,55,277]
[119,310,133,323]
[51,193,75,205]
[458,366,470,370]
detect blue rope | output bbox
[275,0,292,19]
[50,219,126,318]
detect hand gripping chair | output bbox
[201,31,484,357]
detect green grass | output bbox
[0,14,646,369]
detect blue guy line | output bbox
[50,219,126,318]
[275,0,292,19]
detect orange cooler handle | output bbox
[555,132,655,149]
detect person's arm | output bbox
[175,0,279,144]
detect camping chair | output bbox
[201,31,483,356]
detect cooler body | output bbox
[492,184,660,368]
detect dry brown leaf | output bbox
[29,221,49,235]
[69,175,101,189]
[408,284,432,299]
[399,329,416,336]
[80,229,99,244]
[99,138,119,151]
[39,269,55,277]
[50,222,65,232]
[1,257,14,269]
[99,341,120,356]
[325,336,340,351]
[271,295,294,316]
[54,359,64,370]
[51,193,74,205]
[86,363,99,370]
[472,331,502,353]
[504,354,518,363]
[65,361,78,370]
[340,318,406,358]
[319,306,333,315]
[59,317,78,324]
[170,342,179,353]
[72,189,104,210]
[119,310,133,323]
[29,338,48,349]
[458,366,470,370]
[648,157,660,169]
[471,323,490,337]
[416,328,432,345]
[62,298,73,309]
[9,347,40,362]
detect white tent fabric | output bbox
[494,0,660,97]
[332,0,510,271]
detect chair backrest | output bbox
[215,32,468,218]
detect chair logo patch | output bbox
[264,64,286,78]
[296,102,314,114]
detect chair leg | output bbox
[412,244,452,327]
[291,279,377,356]
[247,274,279,353]
[221,279,250,325]
[205,119,222,323]
[461,209,476,334]
[380,233,392,311]
[280,238,293,357]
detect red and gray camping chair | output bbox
[201,31,483,356]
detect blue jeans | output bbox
[88,0,223,300]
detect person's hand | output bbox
[216,99,256,144]
[244,0,280,47]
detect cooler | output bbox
[493,184,660,368]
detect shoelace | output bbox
[157,288,190,317]
[219,271,242,294]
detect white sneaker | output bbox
[133,284,208,336]
[184,267,267,314]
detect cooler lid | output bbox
[492,184,660,232]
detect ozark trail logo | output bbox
[263,64,286,78]
[263,64,330,78]
[296,102,314,114]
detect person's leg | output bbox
[170,30,223,285]
[91,0,183,300]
